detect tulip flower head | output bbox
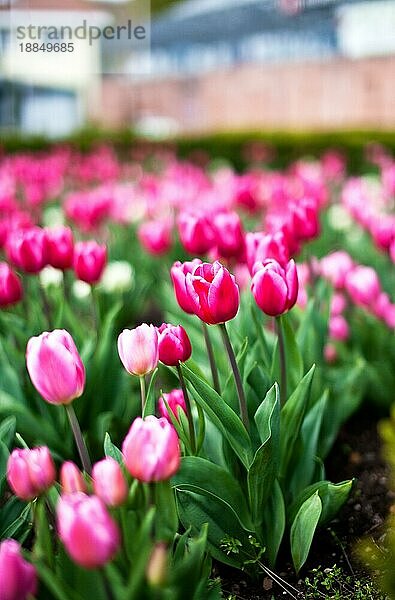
[6,226,48,274]
[92,457,127,507]
[26,329,85,405]
[7,446,56,501]
[0,263,23,308]
[57,492,120,568]
[46,225,74,270]
[0,539,37,600]
[60,461,87,494]
[157,323,192,366]
[117,324,159,376]
[177,212,216,255]
[122,416,180,482]
[345,265,381,308]
[251,258,298,317]
[73,240,107,284]
[158,389,187,423]
[185,261,240,325]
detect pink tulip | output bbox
[246,231,290,274]
[0,263,23,308]
[57,492,120,568]
[157,323,192,366]
[212,211,245,259]
[320,251,354,289]
[46,226,74,270]
[26,329,85,405]
[138,220,172,255]
[373,293,395,329]
[324,343,338,364]
[369,216,395,252]
[158,389,187,422]
[0,539,37,600]
[329,315,349,341]
[170,259,202,314]
[122,416,180,482]
[6,226,48,273]
[251,258,298,317]
[185,261,240,325]
[331,293,347,317]
[117,324,159,376]
[290,198,320,242]
[177,212,215,254]
[345,266,381,308]
[60,461,87,494]
[7,446,56,501]
[73,240,107,284]
[92,457,127,507]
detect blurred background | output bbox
[1,0,395,138]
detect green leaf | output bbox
[261,479,285,567]
[154,480,178,542]
[172,456,253,531]
[181,364,253,468]
[222,338,249,413]
[290,491,322,573]
[104,432,124,466]
[0,416,16,449]
[289,479,354,527]
[176,489,251,568]
[248,384,280,526]
[279,365,315,481]
[142,368,159,418]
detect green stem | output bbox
[219,323,249,431]
[176,363,196,455]
[100,568,116,600]
[202,322,221,394]
[65,404,92,475]
[39,284,53,329]
[140,375,146,414]
[90,284,101,338]
[275,316,287,407]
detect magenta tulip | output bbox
[158,389,187,423]
[157,323,192,366]
[246,231,290,274]
[6,226,48,274]
[7,446,56,501]
[320,251,354,290]
[117,324,159,376]
[138,220,172,255]
[212,211,245,259]
[46,226,74,270]
[92,457,127,507]
[177,212,215,254]
[251,258,298,317]
[185,261,240,325]
[73,240,107,284]
[170,259,202,314]
[122,416,180,482]
[345,266,381,308]
[329,315,350,342]
[57,492,120,568]
[0,539,37,600]
[0,263,23,308]
[60,461,87,494]
[26,329,85,405]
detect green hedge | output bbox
[2,128,395,173]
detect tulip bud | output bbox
[345,266,381,308]
[0,539,37,600]
[212,211,245,259]
[320,251,354,289]
[177,212,215,254]
[46,226,74,270]
[329,315,349,342]
[0,262,23,308]
[60,461,87,494]
[57,492,120,568]
[92,457,127,507]
[170,259,202,314]
[73,240,107,284]
[157,323,192,366]
[290,198,320,242]
[117,324,159,376]
[185,261,240,325]
[7,446,56,501]
[6,226,48,274]
[246,231,290,274]
[138,220,172,255]
[146,543,168,587]
[122,416,180,482]
[158,389,187,423]
[251,258,298,317]
[26,329,85,405]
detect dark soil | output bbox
[215,408,393,599]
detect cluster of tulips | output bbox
[0,141,394,598]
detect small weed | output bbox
[304,565,388,599]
